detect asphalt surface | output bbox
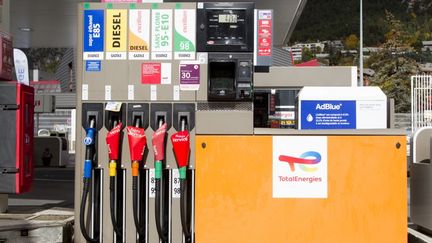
[8,167,75,214]
[4,165,432,242]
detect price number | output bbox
[149,169,156,198]
[172,169,181,198]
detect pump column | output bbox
[126,103,150,243]
[104,103,126,242]
[79,103,104,243]
[150,103,172,243]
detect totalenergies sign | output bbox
[272,136,328,198]
[279,151,321,172]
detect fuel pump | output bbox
[80,106,102,243]
[105,121,123,239]
[171,118,191,242]
[152,121,168,242]
[127,120,147,241]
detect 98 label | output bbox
[172,169,181,198]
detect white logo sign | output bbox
[272,136,328,198]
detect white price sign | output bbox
[149,169,156,198]
[172,169,181,198]
[151,9,173,60]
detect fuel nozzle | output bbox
[83,119,96,179]
[171,117,192,241]
[171,130,190,179]
[81,117,100,243]
[152,123,167,179]
[127,125,147,176]
[106,122,123,177]
[127,119,148,238]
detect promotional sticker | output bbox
[141,63,161,84]
[179,62,200,91]
[257,11,272,57]
[300,100,357,129]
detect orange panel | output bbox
[195,135,406,243]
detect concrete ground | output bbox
[4,164,432,242]
[8,167,74,214]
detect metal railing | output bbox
[411,75,432,133]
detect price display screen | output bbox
[218,14,238,23]
[206,10,246,45]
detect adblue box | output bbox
[297,87,387,130]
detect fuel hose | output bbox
[106,121,123,239]
[80,119,100,243]
[171,123,191,241]
[127,119,148,240]
[152,122,168,242]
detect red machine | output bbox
[0,82,34,194]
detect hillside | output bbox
[290,0,430,46]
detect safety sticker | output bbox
[85,60,101,72]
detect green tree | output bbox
[367,11,419,112]
[302,47,315,62]
[344,34,359,50]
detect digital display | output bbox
[218,14,237,23]
[206,10,246,46]
[196,2,254,52]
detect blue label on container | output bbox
[84,10,104,53]
[85,60,101,71]
[300,100,356,129]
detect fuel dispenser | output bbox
[76,2,405,243]
[150,103,172,243]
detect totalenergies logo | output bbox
[279,151,321,172]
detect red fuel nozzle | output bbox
[171,130,190,168]
[106,123,123,161]
[171,130,190,180]
[152,123,167,161]
[127,126,147,177]
[152,123,167,180]
[127,126,147,162]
